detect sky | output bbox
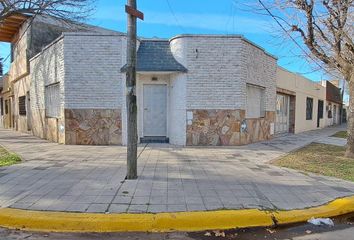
[0,0,331,82]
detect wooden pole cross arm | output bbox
[125,5,144,20]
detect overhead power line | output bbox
[166,0,186,32]
[257,0,335,78]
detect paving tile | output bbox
[330,186,352,192]
[186,204,206,211]
[0,126,352,214]
[86,203,109,213]
[112,195,132,204]
[74,195,98,203]
[95,195,114,204]
[127,204,148,213]
[167,197,185,205]
[108,204,129,213]
[147,204,168,213]
[150,196,167,204]
[167,205,187,212]
[66,203,90,212]
[131,196,150,205]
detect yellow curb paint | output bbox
[0,208,272,233]
[0,196,353,233]
[273,196,354,225]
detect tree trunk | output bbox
[345,74,354,158]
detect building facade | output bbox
[276,67,343,135]
[0,14,343,146]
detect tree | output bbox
[0,0,95,22]
[256,0,354,157]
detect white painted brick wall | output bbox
[63,33,126,109]
[30,37,65,110]
[241,40,277,111]
[170,35,277,111]
[169,73,187,145]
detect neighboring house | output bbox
[276,67,343,135]
[0,74,13,129]
[0,14,343,146]
[323,80,342,126]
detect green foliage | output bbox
[0,146,21,167]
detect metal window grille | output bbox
[45,83,60,118]
[18,96,26,116]
[306,97,313,120]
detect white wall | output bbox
[63,33,125,109]
[324,101,341,126]
[241,40,277,111]
[170,35,277,111]
[29,36,66,142]
[30,38,65,112]
[169,73,187,145]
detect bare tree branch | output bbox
[0,0,96,23]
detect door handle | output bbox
[144,108,148,110]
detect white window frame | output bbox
[246,84,266,119]
[45,83,60,118]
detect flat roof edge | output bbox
[169,34,277,60]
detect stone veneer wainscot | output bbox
[65,109,122,145]
[187,110,275,146]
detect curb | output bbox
[0,196,353,233]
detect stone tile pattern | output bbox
[0,125,353,214]
[187,109,275,146]
[65,109,122,145]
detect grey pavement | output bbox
[0,125,353,213]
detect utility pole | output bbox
[125,0,143,179]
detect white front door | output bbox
[143,84,167,137]
[275,94,290,133]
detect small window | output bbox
[45,83,60,118]
[306,97,313,120]
[0,98,3,116]
[19,96,26,116]
[246,84,265,118]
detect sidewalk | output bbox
[0,125,353,214]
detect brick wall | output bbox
[30,37,65,142]
[170,35,276,111]
[63,33,126,109]
[240,40,277,111]
[170,35,277,145]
